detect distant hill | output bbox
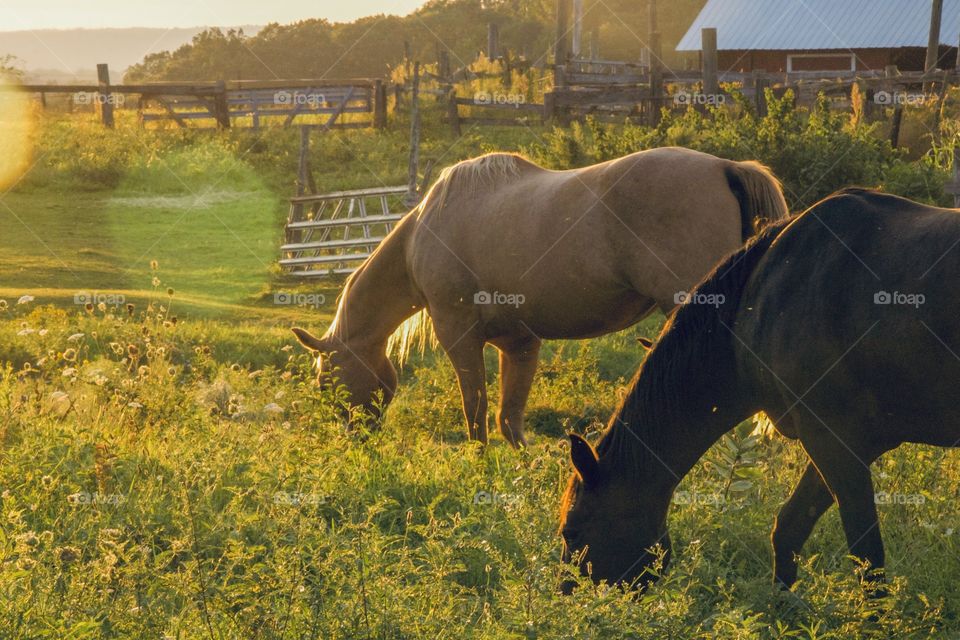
[0,27,261,81]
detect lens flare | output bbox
[0,77,33,191]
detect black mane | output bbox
[594,216,795,473]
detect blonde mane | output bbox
[419,152,528,218]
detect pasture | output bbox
[3,102,960,639]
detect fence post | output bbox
[96,63,114,128]
[647,0,662,126]
[926,0,944,73]
[373,79,387,129]
[405,62,422,208]
[753,70,769,117]
[554,0,569,65]
[701,28,719,97]
[488,23,500,60]
[213,80,230,129]
[447,87,461,137]
[886,65,903,148]
[571,0,583,57]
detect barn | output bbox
[676,0,960,74]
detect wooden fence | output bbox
[4,64,388,130]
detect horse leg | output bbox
[771,460,835,588]
[435,323,488,444]
[496,338,541,448]
[801,435,887,588]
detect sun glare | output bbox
[0,79,33,190]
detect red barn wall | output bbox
[715,48,938,73]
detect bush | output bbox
[525,90,952,210]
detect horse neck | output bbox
[327,220,420,353]
[598,331,755,491]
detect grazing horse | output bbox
[293,147,788,447]
[560,188,960,592]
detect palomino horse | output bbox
[560,188,960,593]
[293,147,788,447]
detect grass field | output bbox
[3,110,960,638]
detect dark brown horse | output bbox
[560,188,960,592]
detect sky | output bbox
[0,0,428,30]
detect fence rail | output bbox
[280,186,410,278]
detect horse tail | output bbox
[724,160,790,242]
[386,309,438,367]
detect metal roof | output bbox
[676,0,960,51]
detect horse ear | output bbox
[292,327,326,352]
[568,433,600,487]
[637,336,654,351]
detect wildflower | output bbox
[109,342,124,356]
[62,367,77,378]
[16,328,34,336]
[16,295,34,305]
[167,366,176,376]
[151,277,160,288]
[150,260,158,270]
[38,329,48,337]
[62,348,77,362]
[230,364,242,372]
[84,303,94,314]
[137,365,149,378]
[170,316,178,325]
[263,403,283,415]
[57,546,81,564]
[41,475,54,489]
[127,401,143,410]
[94,375,108,386]
[125,303,135,316]
[166,288,174,297]
[97,302,106,312]
[67,333,84,342]
[127,344,139,357]
[0,300,7,310]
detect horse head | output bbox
[291,327,398,422]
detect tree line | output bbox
[124,0,704,82]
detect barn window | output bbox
[786,53,856,73]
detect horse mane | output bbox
[419,152,530,217]
[594,216,795,474]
